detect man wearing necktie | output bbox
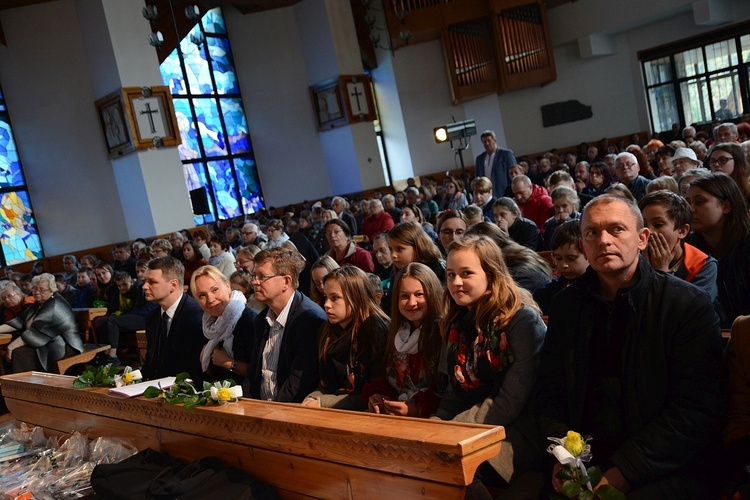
[141,257,205,382]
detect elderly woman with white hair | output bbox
[0,273,83,373]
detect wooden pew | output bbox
[53,344,110,375]
[0,372,505,499]
[72,307,108,344]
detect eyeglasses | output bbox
[325,229,344,238]
[241,231,255,236]
[440,229,465,236]
[709,156,733,166]
[249,273,284,283]
[1,293,18,301]
[235,260,253,267]
[615,162,637,171]
[32,287,51,293]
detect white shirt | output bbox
[260,292,296,400]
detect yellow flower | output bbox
[563,431,584,457]
[123,372,134,384]
[216,387,232,402]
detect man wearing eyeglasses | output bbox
[243,247,326,403]
[614,152,651,202]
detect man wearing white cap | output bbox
[669,147,703,177]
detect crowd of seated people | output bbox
[0,121,748,497]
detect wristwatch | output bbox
[230,360,238,373]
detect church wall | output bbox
[0,0,130,256]
[224,6,333,208]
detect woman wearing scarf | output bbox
[190,265,256,383]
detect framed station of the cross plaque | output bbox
[96,86,180,158]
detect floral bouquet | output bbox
[114,367,142,387]
[143,372,242,409]
[547,431,624,500]
[73,364,140,389]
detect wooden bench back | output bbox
[0,372,504,499]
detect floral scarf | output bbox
[446,310,514,392]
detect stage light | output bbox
[434,127,448,142]
[433,119,476,143]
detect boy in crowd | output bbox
[54,273,76,304]
[463,205,484,226]
[533,220,588,315]
[19,274,33,297]
[638,190,717,302]
[71,267,95,308]
[471,176,495,222]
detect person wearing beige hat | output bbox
[669,147,702,177]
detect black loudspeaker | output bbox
[189,187,210,215]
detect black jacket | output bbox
[243,291,327,403]
[142,294,206,383]
[535,258,726,490]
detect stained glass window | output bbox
[160,7,264,225]
[0,85,43,266]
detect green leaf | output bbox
[561,480,582,497]
[578,490,593,500]
[175,372,190,384]
[203,381,212,391]
[143,386,161,398]
[73,378,88,389]
[587,466,602,488]
[556,467,575,481]
[595,485,626,500]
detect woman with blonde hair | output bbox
[434,234,546,489]
[365,263,444,417]
[302,265,389,410]
[190,265,256,383]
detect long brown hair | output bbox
[442,235,540,334]
[388,221,443,264]
[317,266,388,361]
[387,263,444,385]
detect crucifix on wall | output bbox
[340,75,376,124]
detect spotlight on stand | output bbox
[433,119,476,144]
[433,119,476,177]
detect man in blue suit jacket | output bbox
[475,130,517,199]
[242,247,327,403]
[141,257,206,382]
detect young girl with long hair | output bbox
[387,221,445,282]
[309,255,340,307]
[686,172,750,327]
[707,142,750,208]
[434,234,546,487]
[302,265,389,410]
[364,263,444,417]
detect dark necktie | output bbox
[155,311,169,371]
